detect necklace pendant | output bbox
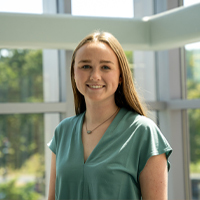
[87,130,92,134]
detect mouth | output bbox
[87,85,105,89]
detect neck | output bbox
[85,102,119,124]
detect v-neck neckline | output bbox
[78,108,123,164]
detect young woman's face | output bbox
[74,42,121,104]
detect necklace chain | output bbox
[85,108,119,134]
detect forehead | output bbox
[75,42,117,60]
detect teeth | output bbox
[89,85,103,89]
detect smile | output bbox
[87,85,104,89]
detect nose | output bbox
[90,68,101,81]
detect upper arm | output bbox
[48,152,56,200]
[139,153,168,200]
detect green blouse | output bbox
[48,108,172,200]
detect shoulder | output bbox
[55,113,84,133]
[124,110,171,152]
[134,114,158,132]
[121,107,158,131]
[120,108,164,142]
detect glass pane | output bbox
[0,49,43,103]
[72,0,133,18]
[0,114,45,200]
[185,45,200,100]
[188,109,200,199]
[0,0,43,14]
[184,0,200,7]
[184,0,200,101]
[133,51,157,102]
[184,2,200,199]
[125,51,134,75]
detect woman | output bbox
[48,31,172,200]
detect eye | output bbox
[82,65,91,69]
[102,65,110,70]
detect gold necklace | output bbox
[85,108,119,134]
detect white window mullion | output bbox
[42,0,59,198]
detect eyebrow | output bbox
[78,60,91,64]
[100,60,114,64]
[78,60,114,64]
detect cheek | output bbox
[74,70,87,90]
[112,72,121,84]
[74,68,78,77]
[108,77,120,90]
[74,69,81,80]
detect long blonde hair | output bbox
[71,31,147,116]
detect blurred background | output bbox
[0,0,200,199]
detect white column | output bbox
[57,0,75,118]
[156,50,187,200]
[43,0,60,198]
[133,0,157,121]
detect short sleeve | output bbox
[46,115,78,155]
[137,119,172,179]
[47,133,57,154]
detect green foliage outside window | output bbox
[0,49,43,103]
[186,49,200,173]
[0,49,44,199]
[125,51,134,75]
[0,179,41,200]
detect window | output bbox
[0,114,45,200]
[188,109,200,199]
[0,2,45,200]
[185,46,200,199]
[1,0,200,199]
[72,0,133,18]
[185,46,200,100]
[0,0,43,14]
[0,49,43,103]
[184,0,200,198]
